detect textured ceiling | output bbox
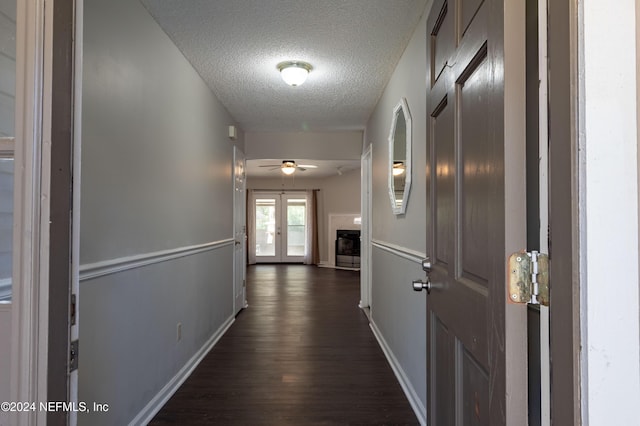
[140,0,428,132]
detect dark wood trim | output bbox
[48,0,74,424]
[526,1,541,424]
[547,0,581,424]
[526,0,540,252]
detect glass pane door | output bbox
[285,198,306,258]
[253,192,307,263]
[0,0,16,302]
[255,198,277,258]
[0,157,13,302]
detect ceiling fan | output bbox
[258,160,318,175]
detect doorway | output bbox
[253,191,308,263]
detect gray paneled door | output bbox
[425,0,523,425]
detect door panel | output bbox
[255,196,279,261]
[431,314,455,425]
[433,98,454,267]
[430,0,454,85]
[425,0,521,424]
[459,49,489,284]
[254,192,306,263]
[461,347,489,426]
[284,196,307,258]
[461,0,484,38]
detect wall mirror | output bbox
[388,98,412,215]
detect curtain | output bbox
[247,189,256,265]
[304,189,319,265]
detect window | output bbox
[0,0,16,302]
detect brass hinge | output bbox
[70,340,79,372]
[507,251,549,306]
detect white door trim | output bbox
[11,0,52,424]
[359,144,372,309]
[233,146,247,314]
[70,1,84,424]
[537,0,550,423]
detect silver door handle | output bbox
[414,257,440,294]
[412,278,445,294]
[413,278,431,293]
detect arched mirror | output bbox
[388,98,412,214]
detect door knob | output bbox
[413,278,433,293]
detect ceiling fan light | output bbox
[277,61,312,86]
[281,161,297,175]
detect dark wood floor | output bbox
[150,265,419,425]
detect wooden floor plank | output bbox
[149,264,419,425]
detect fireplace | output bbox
[335,229,361,268]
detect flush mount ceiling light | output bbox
[277,61,313,86]
[281,160,297,175]
[393,161,405,176]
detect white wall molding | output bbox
[371,239,426,264]
[80,239,234,281]
[370,321,426,425]
[128,316,235,426]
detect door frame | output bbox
[547,0,581,424]
[359,144,372,309]
[11,0,75,424]
[233,146,247,314]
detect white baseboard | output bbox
[317,262,360,271]
[129,316,235,426]
[369,321,426,426]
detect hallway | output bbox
[149,265,419,425]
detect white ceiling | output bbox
[140,0,428,133]
[140,0,428,178]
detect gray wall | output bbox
[364,3,430,421]
[245,131,362,160]
[247,168,361,263]
[79,0,242,424]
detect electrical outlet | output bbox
[176,322,182,342]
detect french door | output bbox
[253,192,307,263]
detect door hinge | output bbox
[70,340,79,372]
[507,251,549,306]
[70,293,76,326]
